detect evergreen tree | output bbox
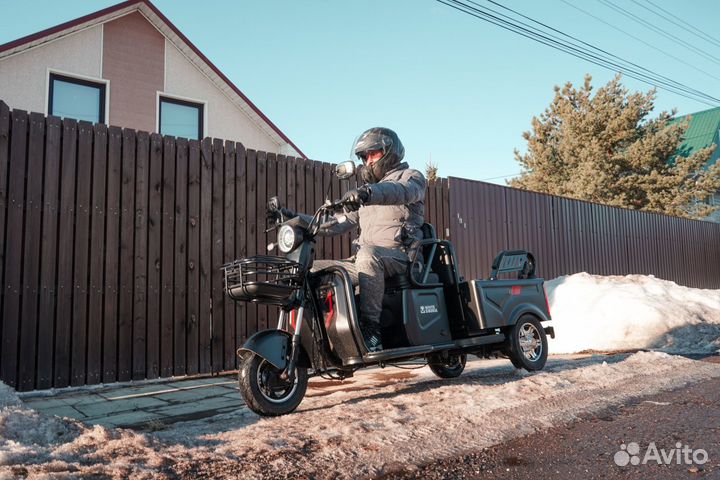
[426,160,439,183]
[510,74,720,219]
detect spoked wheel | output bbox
[238,354,308,416]
[506,315,548,371]
[428,353,467,379]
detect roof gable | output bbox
[0,0,306,158]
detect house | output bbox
[0,0,305,158]
[671,107,720,220]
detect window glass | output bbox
[160,98,203,140]
[50,74,104,123]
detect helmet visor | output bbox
[352,131,393,162]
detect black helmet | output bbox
[352,127,405,184]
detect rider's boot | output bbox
[361,321,383,352]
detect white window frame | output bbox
[156,91,208,139]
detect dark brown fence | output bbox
[0,102,450,391]
[450,177,720,288]
[1,102,719,392]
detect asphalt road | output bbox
[381,357,720,480]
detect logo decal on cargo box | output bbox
[420,304,438,314]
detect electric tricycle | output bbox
[223,161,554,416]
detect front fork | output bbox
[279,306,305,380]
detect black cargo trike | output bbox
[222,161,554,416]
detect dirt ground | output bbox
[381,357,720,480]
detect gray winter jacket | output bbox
[320,162,426,253]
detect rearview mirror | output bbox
[335,161,356,180]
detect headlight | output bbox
[277,225,299,253]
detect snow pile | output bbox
[546,273,720,354]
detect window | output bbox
[159,96,203,140]
[49,73,106,123]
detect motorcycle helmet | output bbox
[352,127,405,184]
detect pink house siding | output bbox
[102,11,164,132]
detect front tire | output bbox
[428,353,467,378]
[506,315,548,371]
[238,354,308,416]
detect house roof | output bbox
[0,0,307,159]
[670,106,720,158]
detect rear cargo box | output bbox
[466,278,548,334]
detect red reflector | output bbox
[511,285,522,296]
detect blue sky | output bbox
[1,0,719,184]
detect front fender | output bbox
[237,329,311,370]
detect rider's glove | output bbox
[342,185,371,212]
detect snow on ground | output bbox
[1,273,720,478]
[546,273,720,354]
[2,352,720,479]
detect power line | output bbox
[435,0,720,107]
[480,172,523,181]
[559,0,720,84]
[477,0,719,101]
[642,0,720,49]
[632,0,720,49]
[598,0,720,67]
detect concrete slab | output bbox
[74,396,170,418]
[153,385,238,403]
[85,410,164,428]
[34,405,85,420]
[165,377,236,388]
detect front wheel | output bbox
[238,354,308,416]
[506,315,548,371]
[428,353,467,378]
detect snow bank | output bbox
[546,273,720,354]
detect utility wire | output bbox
[477,0,718,101]
[642,0,720,49]
[598,0,720,67]
[559,0,720,84]
[436,0,720,107]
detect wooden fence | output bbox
[1,102,719,391]
[0,102,449,391]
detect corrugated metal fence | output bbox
[450,177,720,288]
[0,102,450,391]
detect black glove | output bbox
[342,185,371,212]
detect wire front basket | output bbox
[222,255,303,306]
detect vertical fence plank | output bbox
[117,128,136,382]
[103,126,122,384]
[266,153,279,337]
[86,123,108,385]
[1,110,28,388]
[223,141,237,371]
[256,151,268,334]
[211,138,225,372]
[186,140,201,375]
[36,115,61,390]
[161,136,176,377]
[145,133,162,380]
[199,138,213,373]
[69,121,93,386]
[0,103,8,349]
[131,131,150,381]
[245,149,258,339]
[234,143,247,357]
[17,113,44,391]
[174,138,189,375]
[53,118,77,388]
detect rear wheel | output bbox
[429,353,467,378]
[506,315,548,371]
[238,354,308,416]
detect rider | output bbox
[311,127,427,352]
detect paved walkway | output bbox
[17,374,247,431]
